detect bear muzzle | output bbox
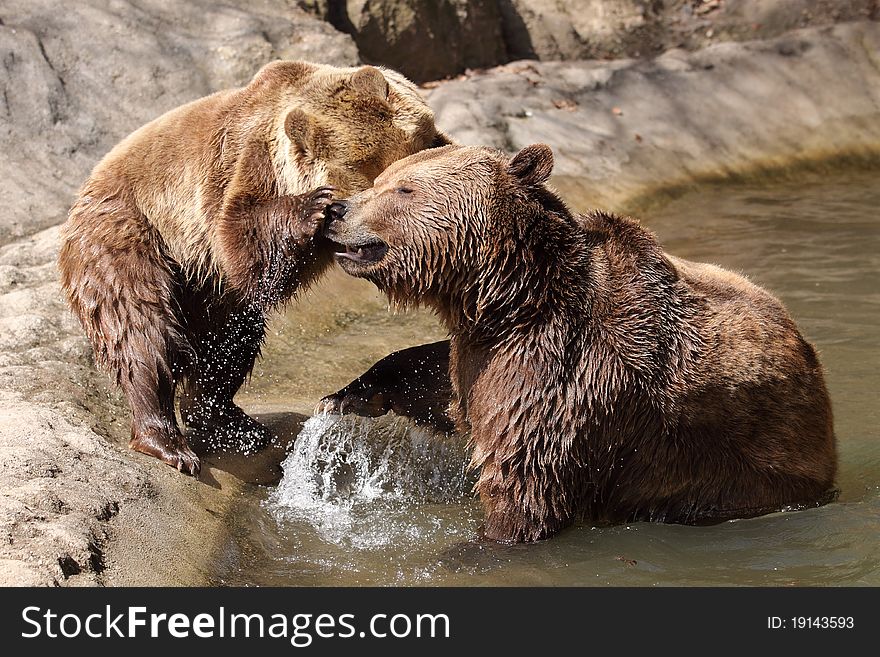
[326,200,349,222]
[323,199,389,269]
[323,200,349,239]
[332,240,389,266]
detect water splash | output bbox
[268,413,475,550]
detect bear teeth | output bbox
[335,241,387,264]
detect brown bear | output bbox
[321,143,838,543]
[58,60,447,475]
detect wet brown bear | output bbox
[322,144,838,543]
[58,61,447,475]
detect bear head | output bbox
[255,61,450,196]
[324,143,574,326]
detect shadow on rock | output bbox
[189,412,309,487]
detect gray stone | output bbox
[426,21,880,210]
[302,1,879,81]
[337,0,508,82]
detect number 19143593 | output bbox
[768,617,854,629]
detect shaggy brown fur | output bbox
[58,61,447,475]
[322,144,838,543]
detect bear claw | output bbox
[314,390,389,418]
[314,395,342,415]
[297,186,336,241]
[307,186,335,214]
[174,450,201,475]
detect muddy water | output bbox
[217,169,880,586]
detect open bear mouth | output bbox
[332,240,388,265]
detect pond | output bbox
[217,167,880,586]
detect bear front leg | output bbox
[179,303,273,453]
[475,450,577,543]
[114,300,201,475]
[127,381,200,476]
[316,340,454,433]
[480,492,574,544]
[217,182,336,309]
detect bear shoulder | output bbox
[247,60,318,92]
[578,210,674,276]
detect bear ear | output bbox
[284,109,314,154]
[350,66,390,99]
[508,144,554,187]
[430,131,453,148]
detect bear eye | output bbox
[396,186,414,195]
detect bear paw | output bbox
[295,186,335,244]
[130,427,201,476]
[314,387,390,418]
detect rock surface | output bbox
[502,0,879,62]
[425,20,880,210]
[340,0,508,83]
[302,0,879,80]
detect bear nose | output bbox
[326,201,348,221]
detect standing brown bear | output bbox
[322,144,838,543]
[58,61,447,475]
